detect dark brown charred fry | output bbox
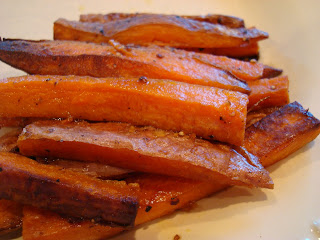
[0,152,139,227]
[17,120,273,188]
[246,106,281,128]
[23,173,227,240]
[53,16,268,48]
[79,13,245,28]
[244,102,320,167]
[0,75,248,145]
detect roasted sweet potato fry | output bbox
[245,101,320,167]
[54,16,268,48]
[23,174,227,240]
[37,158,135,180]
[0,152,139,226]
[80,13,245,28]
[247,75,289,110]
[0,75,248,145]
[0,199,22,236]
[18,120,273,188]
[22,102,320,240]
[0,39,281,87]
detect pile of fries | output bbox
[0,13,319,240]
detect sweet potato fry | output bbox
[0,199,22,236]
[23,174,227,240]
[0,75,248,145]
[80,13,245,28]
[244,101,320,167]
[0,39,280,87]
[0,152,139,226]
[17,120,273,188]
[37,158,135,180]
[53,16,268,48]
[247,75,289,111]
[22,102,320,240]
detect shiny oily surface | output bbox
[0,0,319,240]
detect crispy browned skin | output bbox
[37,158,135,180]
[0,152,139,226]
[244,101,320,167]
[17,120,273,188]
[22,102,320,240]
[23,173,227,240]
[0,39,280,88]
[0,128,22,152]
[80,13,245,28]
[248,76,289,110]
[0,199,22,236]
[0,75,248,145]
[54,16,268,48]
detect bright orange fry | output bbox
[0,75,248,145]
[247,75,289,111]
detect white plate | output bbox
[0,0,319,239]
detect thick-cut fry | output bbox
[0,128,21,152]
[17,120,273,188]
[0,39,281,87]
[37,158,135,180]
[22,102,320,240]
[54,16,268,48]
[0,199,22,235]
[0,152,139,226]
[182,42,259,59]
[23,174,227,240]
[0,75,248,145]
[247,75,289,110]
[80,13,245,28]
[245,101,320,167]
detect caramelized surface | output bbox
[0,152,139,226]
[18,120,273,188]
[245,102,320,167]
[0,128,21,152]
[0,199,22,235]
[54,16,268,48]
[0,75,248,145]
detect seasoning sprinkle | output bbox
[139,76,148,84]
[270,85,276,90]
[178,131,184,136]
[156,53,164,58]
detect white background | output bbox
[0,0,319,239]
